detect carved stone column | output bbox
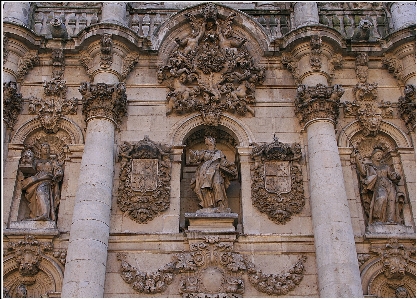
[3,2,32,27]
[101,2,127,26]
[295,84,363,297]
[236,146,254,234]
[389,2,416,31]
[61,83,127,297]
[293,2,319,28]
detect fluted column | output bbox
[389,2,416,31]
[101,2,127,26]
[295,84,363,297]
[293,2,319,28]
[61,82,127,297]
[3,2,31,27]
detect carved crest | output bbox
[251,137,305,224]
[157,3,265,125]
[118,136,172,223]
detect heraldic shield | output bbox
[264,161,291,195]
[131,159,158,192]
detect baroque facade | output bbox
[2,2,416,298]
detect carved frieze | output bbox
[295,83,345,127]
[16,51,39,82]
[343,83,393,136]
[117,136,172,223]
[310,35,322,71]
[79,82,127,125]
[28,79,77,133]
[157,3,265,125]
[356,52,369,83]
[100,33,113,69]
[398,84,416,132]
[51,49,65,80]
[3,81,23,130]
[117,237,307,297]
[250,136,304,224]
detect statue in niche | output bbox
[353,147,405,225]
[19,143,63,221]
[189,136,237,212]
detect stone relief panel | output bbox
[117,136,172,223]
[359,239,416,298]
[3,235,66,298]
[250,136,305,224]
[117,235,307,297]
[157,3,265,126]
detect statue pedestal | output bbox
[185,212,238,233]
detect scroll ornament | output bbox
[117,136,172,223]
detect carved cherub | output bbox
[175,13,205,56]
[166,68,197,114]
[227,70,257,115]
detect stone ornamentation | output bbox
[343,83,393,136]
[16,51,39,82]
[310,35,322,71]
[398,84,416,132]
[356,52,369,83]
[117,136,172,223]
[295,83,345,127]
[281,52,300,84]
[79,82,127,126]
[189,136,237,213]
[250,136,304,224]
[352,147,405,225]
[79,52,93,81]
[117,237,307,297]
[51,49,65,80]
[121,53,140,81]
[100,33,113,69]
[157,3,265,125]
[329,53,343,81]
[49,17,68,40]
[3,81,23,130]
[3,35,9,62]
[382,54,404,84]
[352,19,374,42]
[28,79,78,133]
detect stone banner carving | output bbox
[250,136,305,224]
[117,236,307,297]
[157,3,265,125]
[117,136,172,223]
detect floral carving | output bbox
[117,136,172,223]
[281,52,300,84]
[382,54,404,84]
[295,83,345,126]
[157,3,265,125]
[16,51,39,82]
[398,84,416,132]
[356,52,369,83]
[343,83,393,136]
[3,81,23,130]
[250,136,304,224]
[79,52,93,81]
[100,33,113,69]
[28,79,78,133]
[117,237,307,297]
[79,82,127,125]
[51,48,65,80]
[310,35,322,71]
[121,53,140,81]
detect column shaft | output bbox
[3,2,31,27]
[390,2,416,31]
[101,2,127,26]
[293,2,319,28]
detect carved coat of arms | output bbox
[251,137,305,224]
[117,136,172,223]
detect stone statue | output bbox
[20,143,63,221]
[353,147,404,225]
[189,136,237,212]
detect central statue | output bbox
[189,136,237,212]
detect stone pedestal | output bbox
[366,223,415,236]
[185,212,238,233]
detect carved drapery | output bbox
[117,236,307,297]
[28,79,78,133]
[398,84,416,132]
[3,81,23,130]
[343,83,393,136]
[157,3,265,126]
[117,136,172,223]
[250,137,305,224]
[295,83,345,127]
[79,82,127,125]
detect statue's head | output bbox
[205,136,216,148]
[371,147,384,161]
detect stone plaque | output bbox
[264,161,291,195]
[131,159,158,192]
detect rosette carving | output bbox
[117,136,172,223]
[251,136,305,224]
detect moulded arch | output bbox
[10,117,84,145]
[338,120,413,149]
[169,113,255,147]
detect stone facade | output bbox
[2,2,416,298]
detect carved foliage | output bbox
[51,49,65,80]
[79,52,93,81]
[382,54,404,84]
[117,136,172,223]
[343,83,393,136]
[28,79,78,133]
[79,82,127,125]
[100,33,113,69]
[398,84,416,132]
[121,53,140,81]
[117,237,307,297]
[17,52,39,81]
[3,81,23,130]
[281,52,300,84]
[295,84,345,126]
[356,52,369,83]
[251,137,304,224]
[157,3,265,125]
[310,35,322,71]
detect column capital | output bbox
[295,83,344,128]
[79,82,127,126]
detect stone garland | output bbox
[117,136,172,223]
[250,137,305,224]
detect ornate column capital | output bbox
[294,83,344,128]
[3,81,23,130]
[79,82,127,126]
